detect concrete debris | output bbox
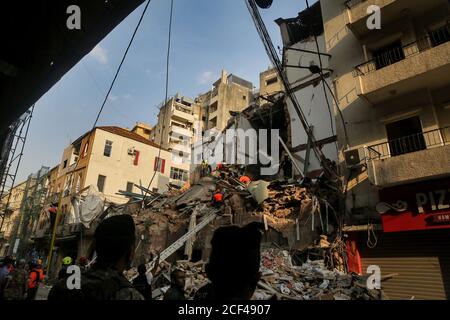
[254,248,387,300]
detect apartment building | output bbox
[258,67,284,104]
[150,94,199,185]
[197,70,254,133]
[0,180,26,256]
[131,122,152,140]
[276,2,338,177]
[321,0,450,299]
[31,126,173,274]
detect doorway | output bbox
[385,116,426,156]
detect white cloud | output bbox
[108,94,118,102]
[89,45,108,65]
[198,71,217,85]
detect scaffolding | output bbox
[7,166,49,258]
[0,105,34,232]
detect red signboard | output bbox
[378,178,450,232]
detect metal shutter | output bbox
[358,229,450,300]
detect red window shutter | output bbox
[161,159,166,174]
[134,150,140,166]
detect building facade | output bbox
[277,2,338,177]
[197,70,254,133]
[321,0,450,299]
[151,94,198,186]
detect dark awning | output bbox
[0,0,145,137]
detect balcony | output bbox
[366,127,450,187]
[354,25,450,104]
[169,141,191,155]
[172,105,194,123]
[345,0,447,38]
[169,125,192,138]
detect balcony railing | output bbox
[367,127,450,160]
[174,105,193,115]
[344,0,365,9]
[354,23,450,76]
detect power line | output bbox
[245,0,338,178]
[90,0,152,130]
[139,0,175,205]
[304,0,349,150]
[303,0,338,158]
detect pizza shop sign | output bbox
[376,178,450,232]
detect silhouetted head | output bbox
[94,214,136,272]
[205,222,263,300]
[171,269,185,289]
[137,263,147,275]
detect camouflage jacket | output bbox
[3,268,28,300]
[48,267,144,301]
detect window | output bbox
[63,160,68,169]
[209,102,218,113]
[242,95,247,100]
[126,182,134,193]
[82,142,89,158]
[97,175,106,193]
[104,140,113,157]
[170,167,188,181]
[386,116,425,157]
[266,77,278,86]
[154,157,166,173]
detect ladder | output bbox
[133,205,219,280]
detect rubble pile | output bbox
[259,185,306,218]
[255,248,386,300]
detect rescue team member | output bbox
[27,262,44,300]
[58,256,73,280]
[3,259,28,300]
[212,187,224,208]
[239,175,251,185]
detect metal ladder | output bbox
[133,205,219,280]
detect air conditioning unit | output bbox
[344,148,362,168]
[127,147,136,155]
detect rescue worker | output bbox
[239,175,251,185]
[201,159,212,177]
[48,214,144,300]
[0,256,13,300]
[79,256,89,271]
[216,163,227,180]
[58,256,72,280]
[163,269,186,300]
[212,187,224,209]
[3,259,27,300]
[27,262,44,300]
[132,264,153,300]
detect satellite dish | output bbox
[255,0,273,9]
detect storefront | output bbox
[349,178,450,300]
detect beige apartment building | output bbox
[31,125,173,274]
[258,67,284,104]
[150,94,199,185]
[321,0,450,299]
[131,122,152,140]
[0,181,26,255]
[197,70,254,133]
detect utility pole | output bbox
[46,192,63,275]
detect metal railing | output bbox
[354,23,450,76]
[344,0,366,9]
[367,127,450,160]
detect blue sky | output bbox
[17,0,306,182]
